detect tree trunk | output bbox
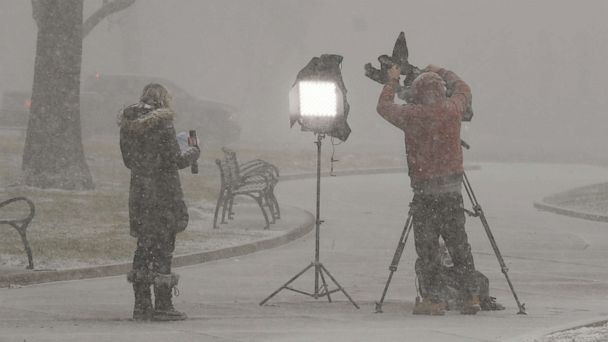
[23,0,93,190]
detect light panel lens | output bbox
[299,81,337,117]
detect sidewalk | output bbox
[2,163,608,341]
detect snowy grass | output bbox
[0,136,248,269]
[535,321,608,342]
[543,182,608,215]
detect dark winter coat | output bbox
[119,103,200,237]
[376,67,471,191]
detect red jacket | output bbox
[376,67,471,184]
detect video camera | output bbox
[364,31,421,100]
[365,31,473,121]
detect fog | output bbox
[2,0,607,164]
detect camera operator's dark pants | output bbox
[412,192,478,301]
[132,230,176,281]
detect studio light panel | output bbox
[298,81,338,117]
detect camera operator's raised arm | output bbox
[376,65,421,130]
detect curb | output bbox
[505,317,608,342]
[280,164,481,181]
[280,167,407,181]
[0,207,314,288]
[533,201,608,223]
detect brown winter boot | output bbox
[153,273,187,321]
[412,297,446,316]
[461,294,481,315]
[128,270,154,321]
[132,283,153,321]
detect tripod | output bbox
[375,171,526,315]
[259,133,359,308]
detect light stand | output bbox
[260,133,359,308]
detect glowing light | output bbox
[298,81,337,117]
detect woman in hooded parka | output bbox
[119,83,200,321]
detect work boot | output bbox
[412,297,446,316]
[480,296,505,311]
[461,294,481,315]
[132,283,153,321]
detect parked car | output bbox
[0,90,30,128]
[0,74,241,146]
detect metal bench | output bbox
[222,148,280,221]
[213,148,279,230]
[0,197,35,269]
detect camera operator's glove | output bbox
[396,84,413,103]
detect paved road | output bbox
[1,163,608,342]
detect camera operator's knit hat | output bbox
[411,72,446,105]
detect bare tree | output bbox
[24,0,135,190]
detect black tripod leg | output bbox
[463,172,527,315]
[375,213,414,313]
[318,267,332,303]
[259,262,314,306]
[375,272,395,314]
[477,209,527,315]
[320,264,359,309]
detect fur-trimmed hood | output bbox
[118,104,175,134]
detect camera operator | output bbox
[376,64,480,315]
[119,83,200,321]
